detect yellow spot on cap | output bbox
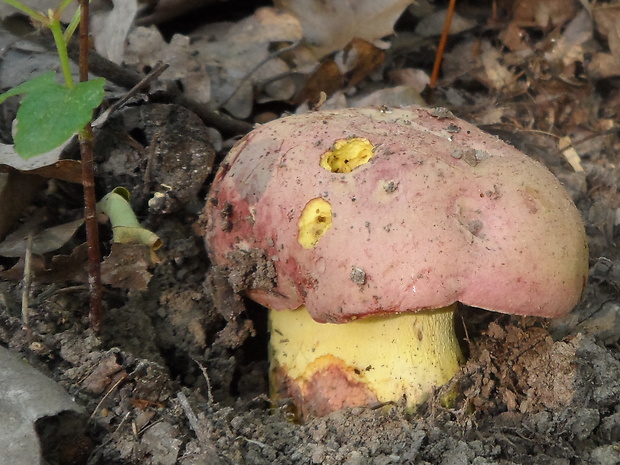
[320,138,375,173]
[298,198,332,249]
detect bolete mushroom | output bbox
[203,106,588,419]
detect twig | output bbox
[177,392,221,464]
[77,0,102,332]
[89,371,129,422]
[92,62,170,128]
[192,357,214,405]
[21,233,33,329]
[430,0,457,89]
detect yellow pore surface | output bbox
[269,304,463,408]
[297,198,332,249]
[320,138,375,173]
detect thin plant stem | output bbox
[48,16,74,88]
[64,5,82,42]
[430,0,457,89]
[77,0,102,331]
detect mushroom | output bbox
[203,106,588,419]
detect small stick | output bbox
[21,233,33,329]
[92,62,170,128]
[89,372,129,422]
[192,357,214,405]
[430,0,457,89]
[78,0,102,331]
[177,392,221,464]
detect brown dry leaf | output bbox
[499,22,532,52]
[480,41,519,91]
[508,0,579,28]
[0,160,82,183]
[0,218,84,257]
[339,38,386,88]
[295,38,385,105]
[589,52,620,78]
[2,241,155,290]
[590,3,620,78]
[0,171,46,240]
[543,9,592,69]
[0,242,89,284]
[275,0,412,58]
[294,60,343,106]
[125,26,212,104]
[100,243,153,291]
[594,4,620,56]
[196,7,302,118]
[80,352,125,395]
[388,68,430,92]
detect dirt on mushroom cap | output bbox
[204,106,588,323]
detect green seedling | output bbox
[0,0,105,158]
[97,187,162,262]
[1,0,107,329]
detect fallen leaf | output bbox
[0,242,89,283]
[338,38,386,89]
[480,41,518,91]
[0,171,46,240]
[558,136,584,172]
[0,240,154,291]
[0,159,83,183]
[0,218,84,257]
[91,0,139,64]
[295,38,385,105]
[414,8,476,37]
[593,3,620,68]
[0,142,66,171]
[294,60,344,106]
[275,0,412,58]
[100,243,154,291]
[544,10,592,69]
[124,26,212,104]
[0,346,82,465]
[197,7,302,118]
[509,0,579,29]
[388,68,430,92]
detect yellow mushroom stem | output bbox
[269,303,463,418]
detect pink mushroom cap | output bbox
[204,106,588,323]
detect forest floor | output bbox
[0,1,620,464]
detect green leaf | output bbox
[0,74,105,159]
[0,72,57,104]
